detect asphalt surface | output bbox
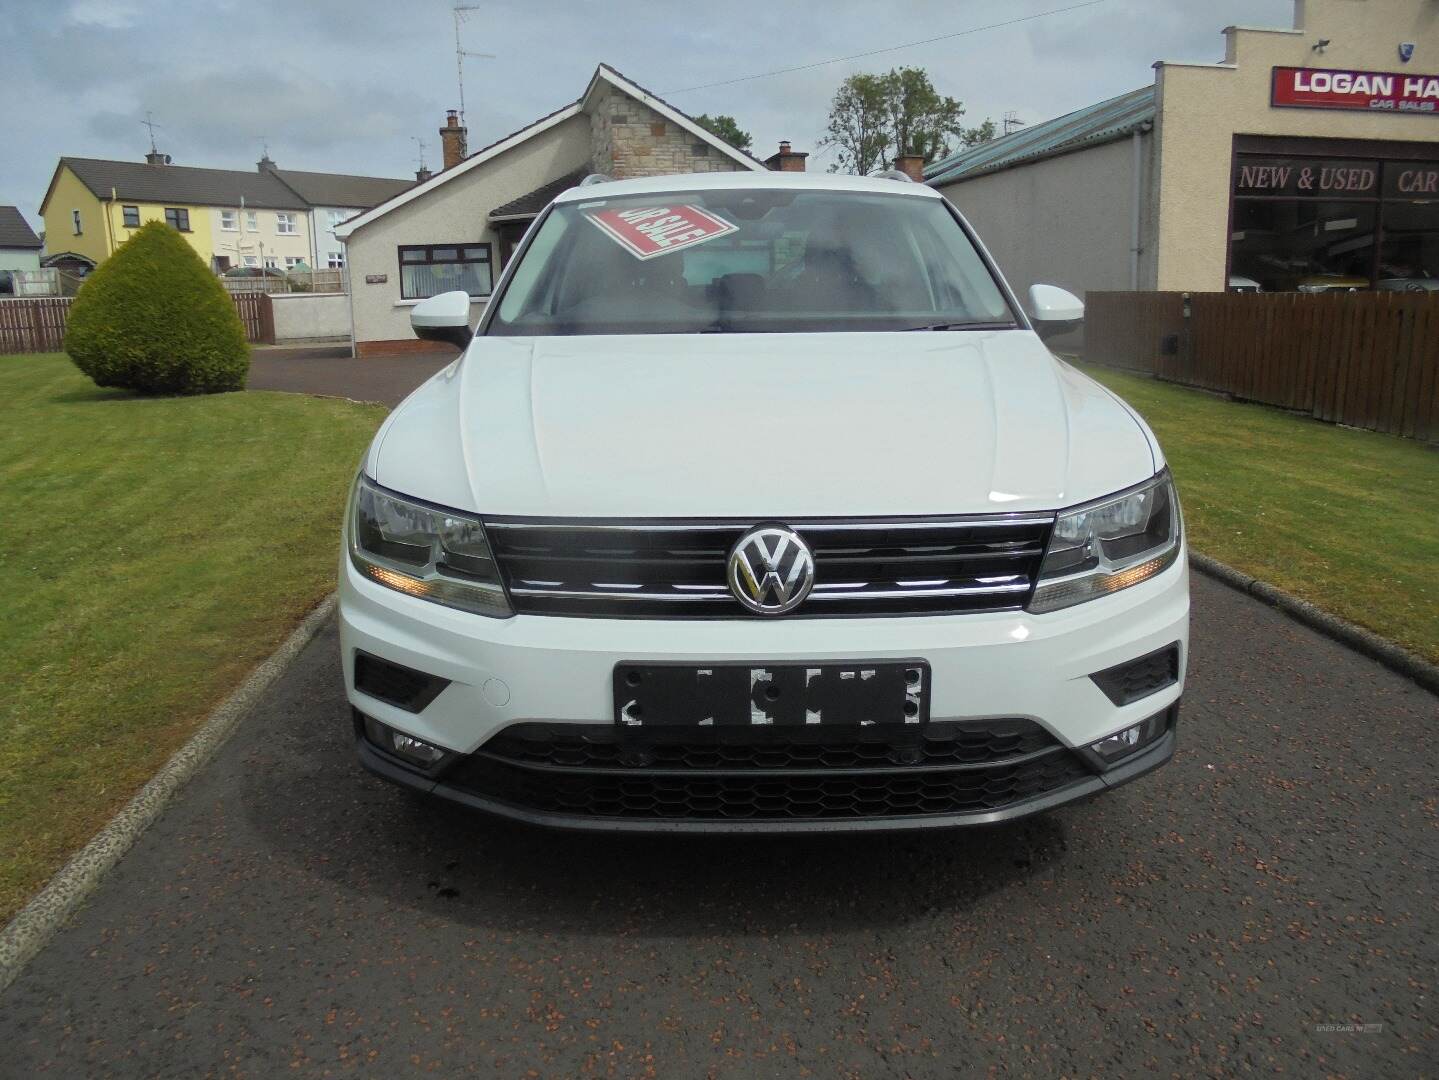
[1,574,1433,1078]
[246,348,454,407]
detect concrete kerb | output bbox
[1189,552,1438,695]
[0,593,339,996]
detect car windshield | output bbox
[486,188,1016,335]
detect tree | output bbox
[65,220,249,395]
[693,113,752,153]
[959,118,998,151]
[821,72,891,176]
[822,66,995,173]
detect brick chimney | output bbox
[257,153,278,174]
[144,151,171,165]
[893,153,925,182]
[415,165,433,182]
[764,140,808,172]
[440,110,468,170]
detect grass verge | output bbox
[0,354,385,923]
[1079,363,1438,664]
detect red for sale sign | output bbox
[586,205,738,259]
[1271,66,1439,115]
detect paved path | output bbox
[247,348,453,407]
[1,575,1433,1078]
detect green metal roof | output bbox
[925,86,1155,187]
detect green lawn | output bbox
[0,354,385,923]
[1079,363,1438,664]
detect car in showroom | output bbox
[340,171,1188,832]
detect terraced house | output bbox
[38,151,414,275]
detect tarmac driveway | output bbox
[246,347,454,408]
[0,574,1433,1077]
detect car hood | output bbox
[368,331,1159,518]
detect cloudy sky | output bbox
[1,0,1295,227]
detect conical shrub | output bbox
[65,220,249,394]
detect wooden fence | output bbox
[220,270,347,295]
[230,292,275,344]
[0,297,72,353]
[0,292,276,353]
[1085,291,1439,443]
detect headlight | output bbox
[1028,470,1181,613]
[348,474,511,617]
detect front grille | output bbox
[484,516,1052,618]
[442,720,1094,822]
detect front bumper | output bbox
[340,544,1188,832]
[355,706,1179,833]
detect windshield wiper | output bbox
[902,320,1017,332]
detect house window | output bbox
[72,210,82,235]
[264,256,278,269]
[164,207,190,231]
[398,243,493,299]
[327,210,348,231]
[284,256,304,269]
[327,251,345,269]
[220,209,238,231]
[121,205,140,228]
[246,210,258,231]
[276,212,297,235]
[243,255,259,267]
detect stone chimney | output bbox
[257,153,278,173]
[764,140,808,172]
[440,110,468,171]
[144,151,171,165]
[893,153,925,182]
[415,165,433,182]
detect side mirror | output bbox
[410,290,473,349]
[1028,284,1084,342]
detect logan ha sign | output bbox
[1271,66,1439,115]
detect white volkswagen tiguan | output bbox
[340,171,1188,832]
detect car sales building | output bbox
[926,0,1439,298]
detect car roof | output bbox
[551,171,942,204]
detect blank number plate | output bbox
[612,660,930,729]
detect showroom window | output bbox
[1230,153,1439,292]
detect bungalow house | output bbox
[335,64,775,355]
[0,206,43,287]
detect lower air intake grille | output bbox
[353,652,450,713]
[484,515,1053,618]
[1090,644,1180,706]
[442,720,1093,822]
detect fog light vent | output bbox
[354,651,451,713]
[362,713,450,768]
[1090,644,1179,706]
[1089,710,1169,764]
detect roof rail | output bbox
[873,169,915,183]
[579,173,613,186]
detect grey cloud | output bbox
[1,0,1300,224]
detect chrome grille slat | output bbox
[486,516,1053,618]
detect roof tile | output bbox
[0,205,42,249]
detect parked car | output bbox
[223,266,286,279]
[1295,273,1369,293]
[1376,276,1439,292]
[340,172,1188,832]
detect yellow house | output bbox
[39,154,313,272]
